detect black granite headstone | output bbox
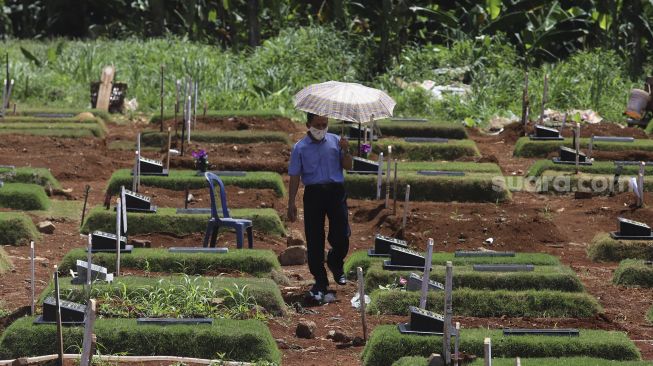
[406,272,444,291]
[138,157,168,175]
[350,157,380,174]
[368,234,407,257]
[398,306,444,335]
[530,125,563,140]
[71,260,113,284]
[123,187,156,213]
[383,245,426,270]
[558,146,587,162]
[90,231,132,252]
[40,296,86,323]
[610,218,653,240]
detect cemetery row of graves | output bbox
[0,105,651,366]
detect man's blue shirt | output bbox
[288,132,344,185]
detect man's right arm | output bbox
[287,175,300,222]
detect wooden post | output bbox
[80,299,97,366]
[444,261,453,365]
[402,185,411,231]
[184,187,189,209]
[187,95,192,144]
[419,239,434,309]
[515,357,521,366]
[454,322,460,366]
[96,66,115,112]
[539,73,548,124]
[30,241,35,315]
[638,162,646,207]
[385,146,392,208]
[392,160,398,215]
[588,136,594,160]
[357,267,368,341]
[193,81,198,128]
[180,94,186,156]
[575,123,580,174]
[54,265,64,366]
[484,338,492,366]
[203,101,207,118]
[521,72,529,127]
[160,65,164,132]
[560,112,567,133]
[174,80,180,138]
[86,234,92,296]
[5,79,14,111]
[376,152,384,200]
[115,198,121,276]
[166,127,172,172]
[80,185,91,229]
[1,79,6,116]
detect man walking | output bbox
[288,113,353,301]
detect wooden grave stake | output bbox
[575,122,580,174]
[357,267,368,341]
[184,187,190,209]
[159,65,165,132]
[385,146,392,208]
[454,322,460,366]
[115,198,122,276]
[560,112,567,134]
[187,95,192,144]
[80,299,97,366]
[392,160,398,215]
[539,73,548,124]
[376,152,384,200]
[484,337,492,366]
[1,79,6,116]
[402,184,411,232]
[174,79,181,137]
[80,185,91,229]
[515,357,521,366]
[521,72,529,127]
[96,66,115,112]
[30,240,35,315]
[166,127,172,172]
[193,81,198,128]
[54,265,64,366]
[638,162,646,207]
[444,261,454,365]
[419,239,434,309]
[203,101,207,118]
[5,79,13,110]
[86,233,92,297]
[180,94,187,156]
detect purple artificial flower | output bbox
[399,277,407,286]
[360,143,372,155]
[192,149,207,160]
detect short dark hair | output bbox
[307,112,318,123]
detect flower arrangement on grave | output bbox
[192,149,209,173]
[360,143,372,158]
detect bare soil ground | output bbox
[0,116,652,365]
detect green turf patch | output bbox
[141,130,291,146]
[514,136,653,158]
[392,357,651,366]
[648,304,653,324]
[330,120,468,139]
[149,110,287,124]
[0,122,106,138]
[350,139,479,160]
[363,325,639,366]
[0,167,61,189]
[527,160,653,177]
[0,183,50,210]
[0,247,13,274]
[106,169,285,197]
[646,120,653,135]
[81,206,285,236]
[587,233,653,262]
[59,248,280,276]
[0,316,280,362]
[344,250,560,277]
[612,259,653,287]
[15,107,112,122]
[345,172,509,202]
[394,161,502,174]
[31,200,82,221]
[365,262,584,292]
[43,275,286,316]
[367,289,600,318]
[0,212,39,245]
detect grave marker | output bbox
[357,267,368,341]
[638,162,646,207]
[392,161,398,214]
[368,234,407,257]
[553,146,591,165]
[166,127,172,172]
[90,231,129,252]
[484,337,492,366]
[385,146,392,208]
[406,272,444,292]
[121,186,157,213]
[383,245,426,270]
[348,124,377,140]
[402,185,410,232]
[521,72,529,127]
[159,65,164,132]
[610,217,652,240]
[40,296,87,324]
[376,152,384,200]
[398,306,444,335]
[575,122,581,173]
[96,66,115,112]
[72,260,113,284]
[80,299,97,366]
[419,239,435,309]
[80,185,91,229]
[454,322,460,366]
[588,136,635,160]
[30,241,35,315]
[529,125,563,140]
[473,264,534,272]
[138,157,168,176]
[351,156,380,174]
[443,261,453,365]
[539,74,548,124]
[115,198,122,276]
[86,234,92,297]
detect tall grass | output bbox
[2,27,637,125]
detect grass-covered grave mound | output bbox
[0,183,50,210]
[344,250,560,277]
[329,119,468,139]
[0,212,39,245]
[588,233,653,262]
[364,262,584,292]
[140,129,291,146]
[612,259,653,287]
[81,206,285,236]
[42,275,286,316]
[106,169,285,197]
[392,357,651,366]
[363,325,639,366]
[514,136,653,158]
[0,166,61,189]
[350,138,479,160]
[0,317,280,363]
[60,248,280,276]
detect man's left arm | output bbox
[338,136,353,171]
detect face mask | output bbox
[309,126,327,141]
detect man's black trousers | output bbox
[303,182,350,289]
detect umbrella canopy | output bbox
[294,81,396,123]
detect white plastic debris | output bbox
[125,98,139,112]
[484,238,494,245]
[419,80,471,100]
[350,293,371,309]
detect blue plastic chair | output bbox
[202,172,254,249]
